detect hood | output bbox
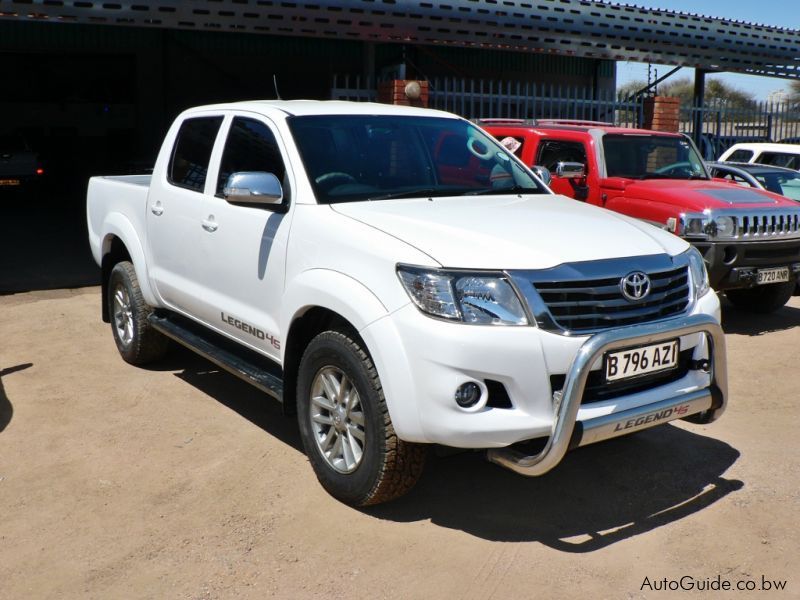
[615,178,795,211]
[331,194,688,270]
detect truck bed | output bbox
[86,174,152,268]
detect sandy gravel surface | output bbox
[1,288,798,599]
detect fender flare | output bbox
[280,270,424,439]
[101,212,159,307]
[280,269,389,342]
[604,196,681,230]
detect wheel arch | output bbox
[101,236,131,322]
[280,270,390,416]
[99,214,156,322]
[282,306,358,416]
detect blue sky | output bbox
[615,1,800,100]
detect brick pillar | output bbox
[643,96,681,132]
[377,80,429,108]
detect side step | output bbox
[148,312,284,401]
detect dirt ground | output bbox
[1,288,798,599]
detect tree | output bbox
[788,80,800,105]
[617,75,757,109]
[617,79,647,100]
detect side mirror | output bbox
[531,165,552,186]
[555,161,586,179]
[223,172,283,206]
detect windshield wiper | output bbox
[639,173,708,181]
[368,188,453,201]
[465,186,543,196]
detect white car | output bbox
[87,100,727,505]
[718,142,800,171]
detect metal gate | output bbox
[331,75,643,127]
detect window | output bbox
[757,172,800,201]
[217,117,288,197]
[726,149,753,162]
[168,117,223,192]
[756,152,800,171]
[714,170,753,187]
[535,140,587,174]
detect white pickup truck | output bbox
[87,100,728,506]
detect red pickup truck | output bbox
[481,119,800,312]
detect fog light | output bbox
[455,382,481,408]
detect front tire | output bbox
[725,281,794,313]
[296,330,426,506]
[108,261,169,365]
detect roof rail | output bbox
[536,119,614,127]
[472,118,615,128]
[471,118,537,126]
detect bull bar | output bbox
[487,313,727,476]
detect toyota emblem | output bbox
[620,271,651,302]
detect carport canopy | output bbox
[2,0,800,79]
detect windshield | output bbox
[757,171,800,201]
[603,134,708,180]
[287,115,545,203]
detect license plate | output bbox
[756,267,790,285]
[605,340,679,383]
[0,179,20,186]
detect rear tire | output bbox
[108,261,169,365]
[725,281,794,313]
[296,330,426,506]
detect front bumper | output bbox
[487,312,726,476]
[692,238,800,290]
[362,290,722,453]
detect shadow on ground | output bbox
[153,347,741,552]
[153,345,303,452]
[368,425,742,550]
[0,363,33,433]
[721,296,800,336]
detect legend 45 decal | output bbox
[221,312,280,350]
[613,404,690,432]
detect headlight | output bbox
[713,215,737,238]
[397,265,528,325]
[686,247,710,299]
[682,213,737,239]
[683,216,707,237]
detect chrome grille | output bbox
[740,211,800,238]
[509,255,692,334]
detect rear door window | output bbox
[726,149,754,162]
[168,117,224,192]
[756,152,800,171]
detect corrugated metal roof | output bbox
[1,0,799,78]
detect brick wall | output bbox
[643,96,680,132]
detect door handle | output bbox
[201,218,218,233]
[150,202,164,216]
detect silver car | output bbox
[707,161,800,202]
